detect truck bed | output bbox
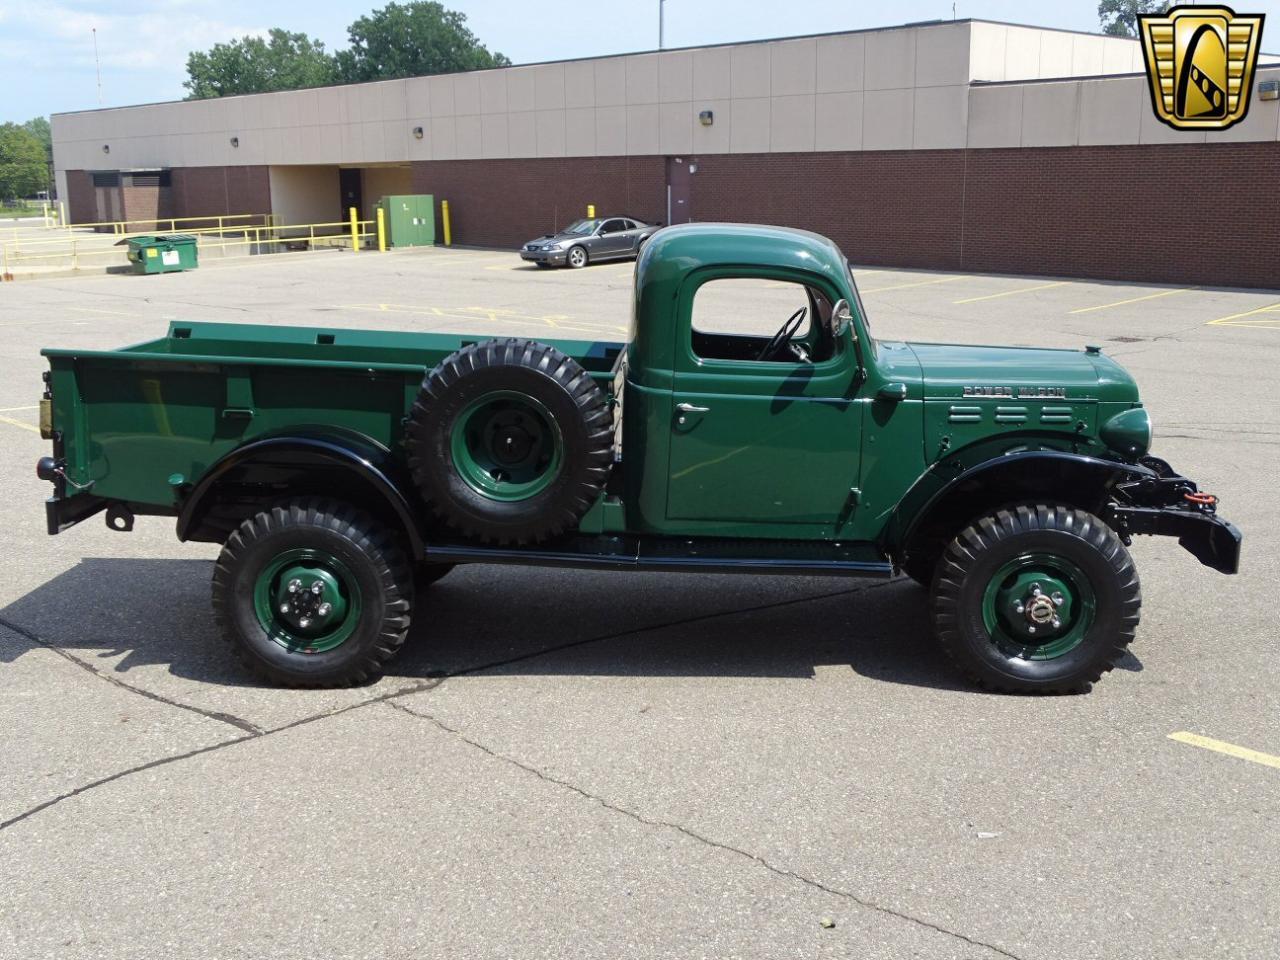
[42,321,625,512]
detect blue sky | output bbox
[3,0,1278,121]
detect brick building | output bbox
[51,19,1280,286]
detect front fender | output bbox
[177,432,425,556]
[884,447,1152,559]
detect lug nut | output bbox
[287,579,301,593]
[1051,617,1061,629]
[310,581,323,595]
[1015,602,1025,614]
[279,603,290,614]
[1031,584,1042,596]
[298,617,311,628]
[1052,592,1064,606]
[318,602,332,617]
[1028,625,1037,634]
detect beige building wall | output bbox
[267,166,340,226]
[51,19,1280,186]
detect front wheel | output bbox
[931,504,1140,694]
[566,245,588,269]
[212,498,414,687]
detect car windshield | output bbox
[562,219,603,236]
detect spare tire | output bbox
[406,338,613,544]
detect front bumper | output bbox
[1109,456,1241,574]
[520,246,568,265]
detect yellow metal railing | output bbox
[0,216,373,276]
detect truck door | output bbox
[666,275,862,526]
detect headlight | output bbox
[1100,407,1152,460]
[542,243,560,251]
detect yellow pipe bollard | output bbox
[587,204,595,218]
[349,207,359,252]
[441,200,452,246]
[376,207,387,252]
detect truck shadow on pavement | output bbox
[0,558,1141,692]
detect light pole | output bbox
[659,0,666,50]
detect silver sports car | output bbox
[520,216,661,268]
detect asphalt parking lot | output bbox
[1,245,1278,959]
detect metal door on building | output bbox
[339,169,362,219]
[666,157,692,225]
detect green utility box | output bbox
[378,195,435,247]
[121,235,199,274]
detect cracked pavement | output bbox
[2,248,1278,958]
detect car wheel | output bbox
[931,503,1141,694]
[567,246,588,269]
[212,498,414,688]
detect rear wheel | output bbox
[931,504,1140,694]
[567,245,588,269]
[212,498,413,687]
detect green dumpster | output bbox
[120,234,199,275]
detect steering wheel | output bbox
[756,307,808,362]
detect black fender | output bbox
[884,447,1153,562]
[177,432,426,557]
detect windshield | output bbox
[562,219,603,236]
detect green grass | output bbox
[0,201,52,220]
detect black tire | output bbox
[566,245,589,269]
[931,504,1140,694]
[211,498,414,688]
[405,338,613,544]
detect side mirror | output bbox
[830,299,855,340]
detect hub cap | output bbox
[450,391,563,501]
[981,553,1095,660]
[253,549,361,653]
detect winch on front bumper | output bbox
[1107,456,1241,574]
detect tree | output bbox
[184,28,337,99]
[335,2,510,84]
[0,123,48,201]
[1098,0,1170,38]
[22,117,51,160]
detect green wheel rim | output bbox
[980,552,1096,660]
[450,390,563,501]
[253,548,362,654]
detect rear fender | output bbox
[177,432,425,555]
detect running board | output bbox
[424,534,894,578]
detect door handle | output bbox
[675,402,709,426]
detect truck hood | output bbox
[904,341,1139,402]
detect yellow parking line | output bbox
[1206,302,1280,326]
[860,276,964,294]
[953,281,1068,305]
[1169,732,1280,770]
[0,414,38,434]
[1069,287,1195,315]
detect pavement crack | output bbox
[0,615,262,735]
[0,667,446,833]
[387,699,1025,960]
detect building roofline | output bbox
[53,17,1152,119]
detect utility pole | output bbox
[659,0,666,50]
[92,27,103,105]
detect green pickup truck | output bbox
[36,223,1240,693]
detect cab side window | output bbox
[690,278,836,364]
